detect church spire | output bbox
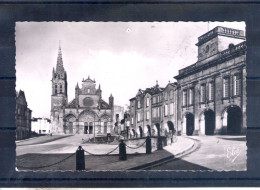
[56,41,64,74]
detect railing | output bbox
[15,136,172,171]
[198,26,244,42]
[221,41,246,57]
[198,27,218,42]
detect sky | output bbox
[15,22,245,118]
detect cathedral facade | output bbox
[50,46,114,136]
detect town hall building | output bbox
[50,45,114,136]
[129,26,246,137]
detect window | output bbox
[189,88,194,105]
[153,107,160,118]
[209,82,214,101]
[131,117,134,124]
[165,92,168,101]
[170,103,174,115]
[146,97,150,107]
[55,85,57,94]
[157,95,160,103]
[233,74,241,96]
[60,84,62,93]
[170,90,174,100]
[164,104,168,116]
[137,100,141,108]
[137,113,141,122]
[153,96,156,104]
[223,77,230,98]
[87,88,90,93]
[200,84,206,102]
[182,90,187,106]
[146,111,150,120]
[152,108,156,118]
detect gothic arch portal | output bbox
[64,114,76,134]
[78,109,98,122]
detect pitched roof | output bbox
[100,99,110,109]
[82,76,96,83]
[68,98,76,108]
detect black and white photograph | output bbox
[15,21,247,171]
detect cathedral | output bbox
[50,45,114,136]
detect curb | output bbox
[16,135,73,146]
[127,137,197,170]
[16,136,39,143]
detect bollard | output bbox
[164,136,167,146]
[157,136,163,150]
[119,140,127,161]
[146,136,151,154]
[76,146,85,170]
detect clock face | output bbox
[83,97,94,107]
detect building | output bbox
[129,26,246,137]
[50,45,114,136]
[129,81,177,138]
[113,105,125,134]
[174,26,246,136]
[16,90,32,140]
[31,117,51,134]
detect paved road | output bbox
[145,135,246,171]
[16,135,246,171]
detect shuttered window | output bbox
[223,77,230,98]
[208,82,214,101]
[189,88,194,105]
[164,104,168,116]
[170,103,174,115]
[233,75,241,96]
[146,111,150,120]
[200,84,206,102]
[183,90,187,106]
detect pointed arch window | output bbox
[55,85,58,94]
[60,84,63,93]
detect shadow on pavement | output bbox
[217,136,246,141]
[144,157,210,170]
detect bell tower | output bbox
[51,42,68,113]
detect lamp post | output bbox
[94,113,96,142]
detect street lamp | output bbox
[94,113,96,142]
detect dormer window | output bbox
[137,100,141,109]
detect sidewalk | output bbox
[16,136,195,171]
[93,136,195,170]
